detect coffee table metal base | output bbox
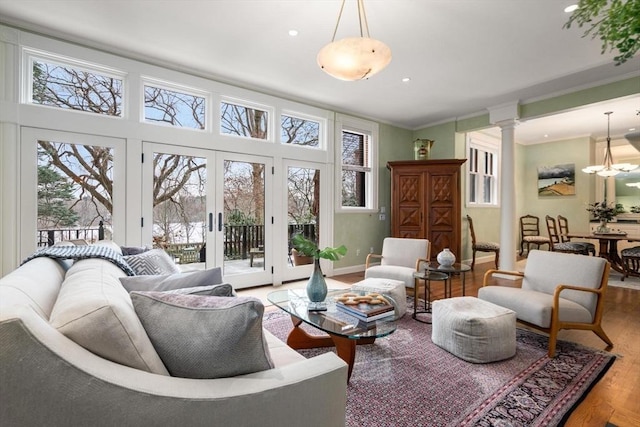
[286,316,375,381]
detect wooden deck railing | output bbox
[37,223,316,264]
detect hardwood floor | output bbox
[333,262,640,427]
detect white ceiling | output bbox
[0,0,639,144]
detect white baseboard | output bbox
[331,264,366,276]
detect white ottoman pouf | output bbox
[351,278,407,320]
[431,297,516,363]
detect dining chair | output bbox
[545,215,591,255]
[466,215,499,270]
[557,215,596,256]
[519,215,550,256]
[479,249,612,357]
[621,246,640,280]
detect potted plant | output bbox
[291,234,347,308]
[586,201,617,232]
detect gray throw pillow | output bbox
[130,292,274,379]
[120,246,150,256]
[123,249,181,275]
[164,284,235,296]
[119,267,230,294]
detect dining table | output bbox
[564,231,640,274]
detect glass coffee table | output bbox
[267,289,397,381]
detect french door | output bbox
[20,128,126,259]
[141,143,273,288]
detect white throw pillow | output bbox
[130,292,274,379]
[49,259,169,375]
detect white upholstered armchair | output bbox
[478,250,612,357]
[364,238,430,289]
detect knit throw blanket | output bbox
[22,245,136,276]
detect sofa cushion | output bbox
[123,249,180,275]
[119,267,227,293]
[130,292,274,379]
[49,258,169,375]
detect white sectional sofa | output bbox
[0,246,347,426]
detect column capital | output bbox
[488,101,520,125]
[495,118,519,130]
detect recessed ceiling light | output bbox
[564,4,579,13]
[288,30,298,36]
[544,134,549,138]
[402,77,411,83]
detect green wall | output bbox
[333,76,639,270]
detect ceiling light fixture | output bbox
[582,111,639,177]
[317,0,391,81]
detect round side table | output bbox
[412,270,449,324]
[425,262,472,296]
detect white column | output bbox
[497,119,517,271]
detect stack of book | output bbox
[335,297,395,322]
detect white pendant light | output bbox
[317,0,392,81]
[582,112,638,177]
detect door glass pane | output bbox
[152,153,207,267]
[37,140,113,246]
[223,161,265,275]
[288,166,319,266]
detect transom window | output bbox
[467,134,500,206]
[144,82,206,129]
[220,100,269,140]
[281,114,320,148]
[29,55,123,117]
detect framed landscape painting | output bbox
[538,163,576,196]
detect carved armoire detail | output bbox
[387,159,466,260]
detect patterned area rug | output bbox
[263,305,615,427]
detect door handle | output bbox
[218,213,223,232]
[208,213,213,232]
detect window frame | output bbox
[219,96,274,142]
[466,133,500,208]
[335,114,378,213]
[280,110,325,150]
[22,47,127,118]
[141,76,210,131]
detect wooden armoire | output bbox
[387,159,466,260]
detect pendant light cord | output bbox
[330,0,371,42]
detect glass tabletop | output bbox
[267,289,397,340]
[413,270,449,280]
[425,261,471,274]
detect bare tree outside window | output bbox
[144,85,205,129]
[281,115,319,147]
[32,61,122,116]
[220,102,268,139]
[37,141,113,243]
[152,153,206,246]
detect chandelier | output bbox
[582,111,638,177]
[317,0,392,81]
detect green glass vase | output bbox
[306,258,328,303]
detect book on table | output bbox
[336,300,395,322]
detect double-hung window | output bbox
[336,115,378,211]
[467,134,500,206]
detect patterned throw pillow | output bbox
[124,249,181,275]
[130,292,274,379]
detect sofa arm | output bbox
[0,308,347,427]
[482,269,524,286]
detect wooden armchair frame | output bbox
[482,262,612,357]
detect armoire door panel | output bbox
[388,159,466,260]
[398,207,421,227]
